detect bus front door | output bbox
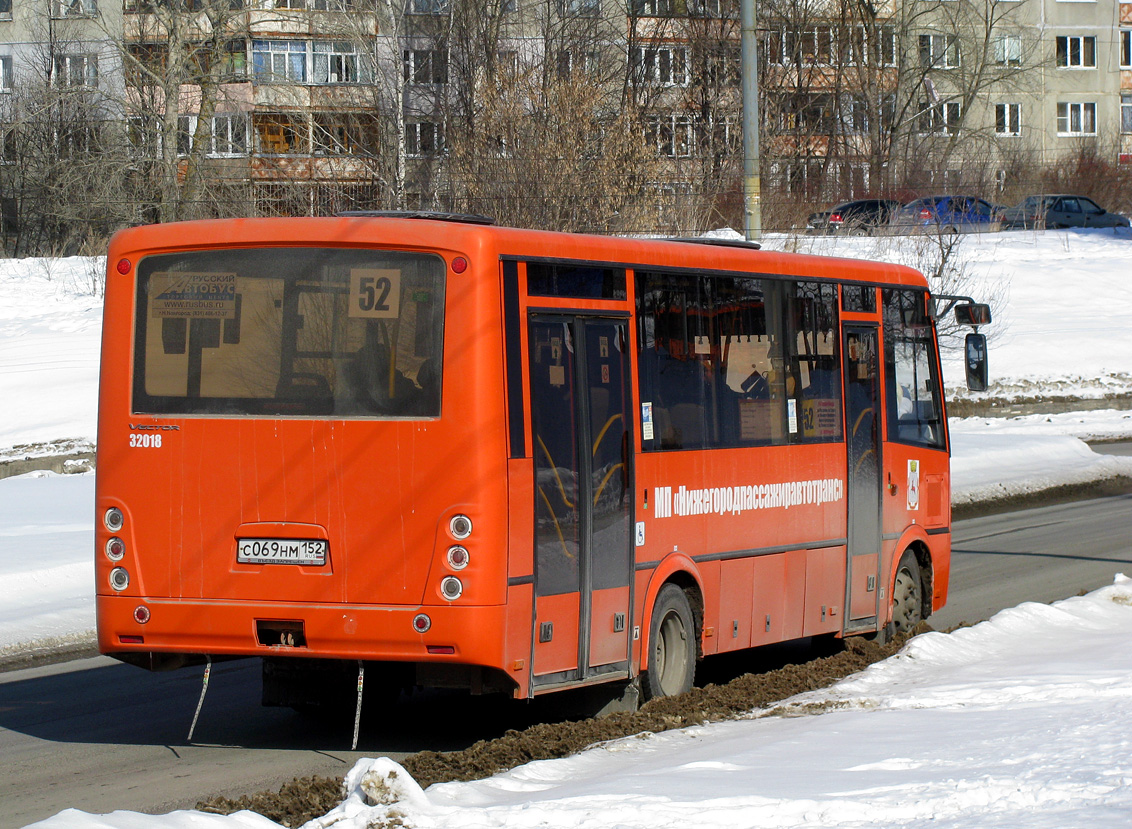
[529,316,633,689]
[844,326,883,629]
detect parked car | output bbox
[892,195,1002,234]
[806,199,902,235]
[1000,194,1130,230]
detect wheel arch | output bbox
[639,556,705,666]
[887,534,934,624]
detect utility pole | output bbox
[740,0,761,241]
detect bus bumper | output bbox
[96,595,511,671]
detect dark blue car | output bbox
[893,195,1002,234]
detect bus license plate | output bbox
[237,538,327,566]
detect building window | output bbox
[313,41,363,84]
[919,34,960,69]
[252,40,307,83]
[1121,30,1131,68]
[0,127,16,163]
[632,0,673,16]
[995,103,1021,136]
[177,115,193,156]
[919,100,961,134]
[645,113,693,157]
[561,0,599,16]
[1057,101,1096,135]
[313,113,377,155]
[54,55,98,87]
[219,40,247,80]
[0,0,10,19]
[688,0,721,16]
[56,125,96,156]
[410,0,448,12]
[848,25,897,67]
[787,27,835,65]
[555,49,595,78]
[633,46,688,87]
[212,114,249,156]
[51,0,97,17]
[1056,36,1096,68]
[0,56,11,92]
[994,35,1022,66]
[403,49,447,84]
[1122,95,1132,134]
[407,121,443,156]
[254,113,305,153]
[773,92,834,133]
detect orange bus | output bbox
[95,213,988,712]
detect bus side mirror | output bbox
[965,333,989,392]
[954,303,992,326]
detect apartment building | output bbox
[0,0,1128,234]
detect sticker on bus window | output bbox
[787,399,798,433]
[349,269,401,319]
[599,336,609,358]
[907,459,920,511]
[642,402,654,440]
[802,399,840,438]
[151,272,237,319]
[549,365,565,387]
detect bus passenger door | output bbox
[529,316,633,689]
[844,326,883,628]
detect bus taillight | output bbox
[104,507,124,532]
[133,605,150,624]
[109,567,130,592]
[413,614,431,633]
[105,537,125,561]
[449,514,472,540]
[447,545,469,570]
[116,258,131,275]
[440,577,463,601]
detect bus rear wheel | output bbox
[891,551,924,634]
[642,584,696,700]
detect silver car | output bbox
[1001,195,1130,230]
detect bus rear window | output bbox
[132,248,445,418]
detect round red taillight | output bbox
[451,257,468,274]
[412,613,432,633]
[919,208,931,220]
[105,537,125,561]
[133,605,150,624]
[116,258,131,275]
[447,545,469,570]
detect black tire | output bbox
[891,551,924,634]
[642,584,697,700]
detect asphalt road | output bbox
[2,490,1132,827]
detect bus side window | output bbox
[787,281,842,443]
[882,288,945,449]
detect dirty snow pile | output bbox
[34,575,1132,829]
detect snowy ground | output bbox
[2,230,1132,828]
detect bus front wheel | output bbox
[891,551,924,633]
[642,584,697,700]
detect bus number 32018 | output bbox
[129,433,162,448]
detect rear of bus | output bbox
[95,217,517,701]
